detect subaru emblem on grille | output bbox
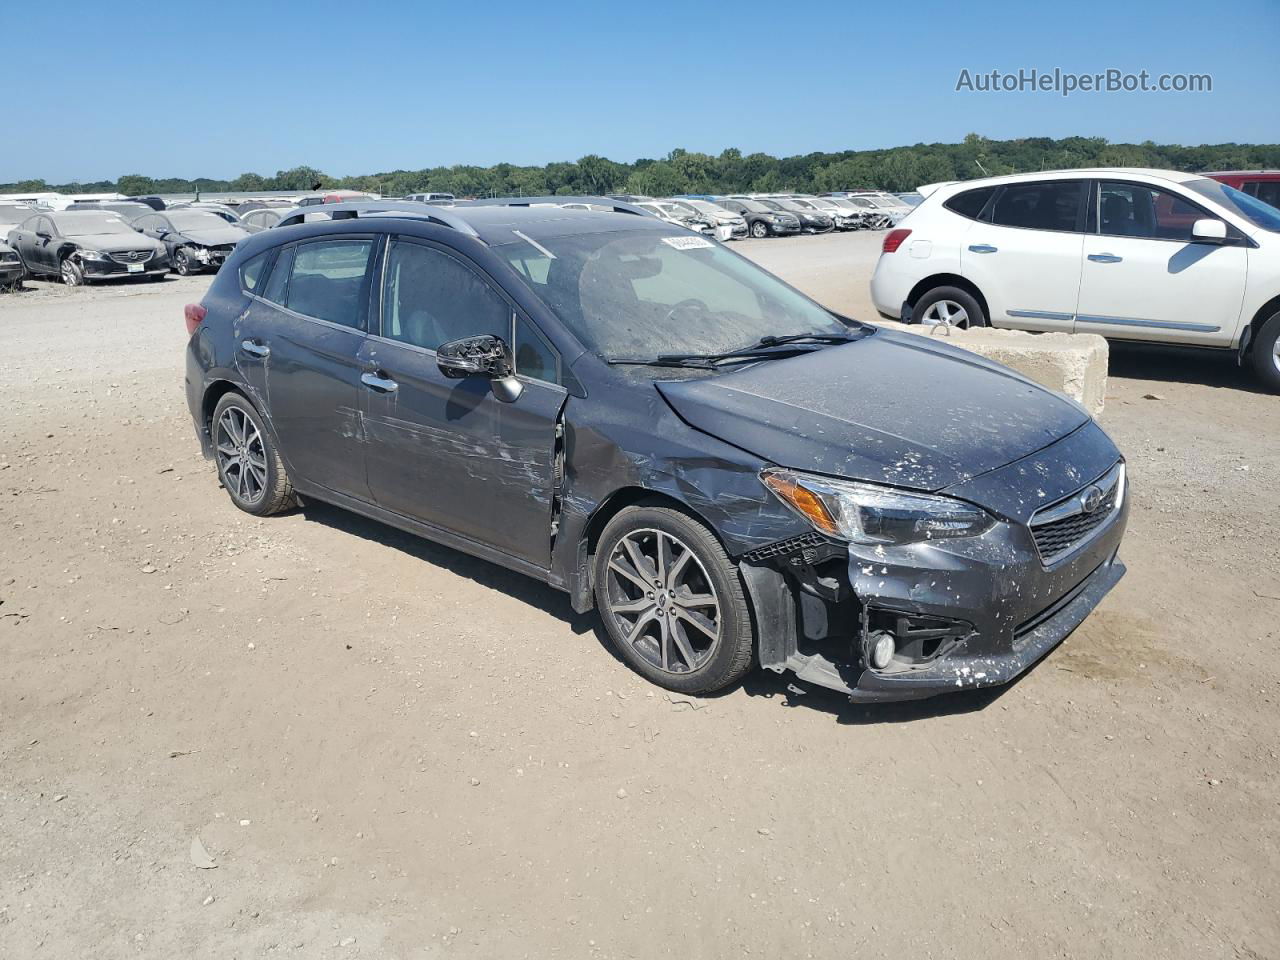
[1080,485,1104,514]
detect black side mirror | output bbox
[36,230,51,240]
[436,334,522,403]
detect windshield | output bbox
[733,198,768,213]
[168,211,231,231]
[1183,178,1280,232]
[497,229,850,359]
[54,212,137,234]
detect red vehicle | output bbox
[1205,171,1280,209]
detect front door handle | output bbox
[361,371,398,393]
[1088,253,1123,263]
[240,339,270,357]
[968,244,998,254]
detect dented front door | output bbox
[356,336,566,569]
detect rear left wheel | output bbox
[914,285,987,330]
[211,392,295,516]
[593,506,754,695]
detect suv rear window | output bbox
[989,181,1084,232]
[944,187,995,220]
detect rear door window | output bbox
[1246,180,1280,209]
[284,239,374,328]
[989,181,1085,232]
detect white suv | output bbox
[869,168,1280,390]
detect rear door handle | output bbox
[240,339,270,357]
[1088,253,1123,263]
[361,371,398,393]
[968,244,998,254]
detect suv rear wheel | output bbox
[211,392,295,515]
[914,285,986,329]
[593,506,754,695]
[1251,311,1280,393]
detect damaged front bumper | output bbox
[742,453,1130,703]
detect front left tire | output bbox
[593,505,755,695]
[60,256,85,286]
[1251,311,1280,393]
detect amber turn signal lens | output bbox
[761,470,839,536]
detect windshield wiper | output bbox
[608,330,865,369]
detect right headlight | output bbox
[761,467,995,545]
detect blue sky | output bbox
[9,0,1277,183]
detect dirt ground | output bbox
[1,232,1277,959]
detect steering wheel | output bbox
[664,298,711,325]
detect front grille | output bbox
[109,250,153,265]
[1029,463,1124,564]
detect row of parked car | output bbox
[628,192,919,239]
[0,187,919,289]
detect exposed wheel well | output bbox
[906,274,990,321]
[583,487,718,558]
[201,380,249,434]
[569,486,726,613]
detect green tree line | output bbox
[6,134,1279,199]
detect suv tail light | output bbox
[184,303,207,336]
[882,229,912,254]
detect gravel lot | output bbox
[1,232,1277,959]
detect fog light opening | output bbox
[870,631,896,670]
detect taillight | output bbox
[184,303,207,337]
[882,229,912,253]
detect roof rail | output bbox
[459,195,655,218]
[275,200,480,237]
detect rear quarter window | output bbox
[943,187,996,220]
[239,250,273,293]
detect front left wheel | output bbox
[60,256,85,286]
[211,392,295,515]
[1251,311,1280,393]
[593,506,755,695]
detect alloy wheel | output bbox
[751,222,768,238]
[61,259,80,286]
[920,299,969,328]
[215,406,268,505]
[175,251,191,276]
[604,528,722,674]
[1272,336,1280,376]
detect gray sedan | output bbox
[131,210,251,275]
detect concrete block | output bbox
[882,321,1110,416]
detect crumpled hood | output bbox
[67,232,165,253]
[655,328,1090,492]
[181,226,249,246]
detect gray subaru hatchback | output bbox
[184,200,1127,703]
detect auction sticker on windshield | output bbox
[661,236,714,250]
